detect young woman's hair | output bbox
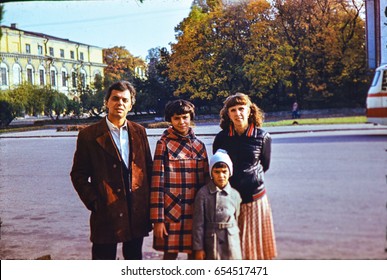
[105,80,136,105]
[164,99,195,122]
[219,93,264,130]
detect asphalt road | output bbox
[0,125,386,259]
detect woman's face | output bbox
[227,104,250,127]
[170,113,191,136]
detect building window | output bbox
[13,64,21,85]
[26,44,31,54]
[27,68,33,84]
[38,45,43,55]
[39,69,45,85]
[62,71,67,87]
[81,73,86,87]
[0,66,8,86]
[72,72,77,87]
[51,70,56,86]
[70,51,75,59]
[60,49,65,58]
[80,52,84,61]
[49,47,54,56]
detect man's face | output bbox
[211,166,230,188]
[170,113,191,136]
[106,89,132,122]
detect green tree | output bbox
[0,4,4,38]
[66,99,82,118]
[273,0,369,108]
[42,87,68,120]
[143,47,176,114]
[69,71,106,117]
[0,98,14,127]
[0,84,30,126]
[0,90,26,127]
[24,84,46,116]
[79,85,105,117]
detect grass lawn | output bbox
[264,116,367,127]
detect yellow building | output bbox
[0,24,106,97]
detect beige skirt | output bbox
[238,195,277,260]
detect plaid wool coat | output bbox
[150,127,209,253]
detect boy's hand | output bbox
[195,250,206,260]
[153,222,168,239]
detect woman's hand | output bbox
[153,222,168,239]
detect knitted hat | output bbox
[209,149,233,177]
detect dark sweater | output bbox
[212,124,271,203]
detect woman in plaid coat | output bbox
[150,100,209,260]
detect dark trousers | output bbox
[92,237,144,260]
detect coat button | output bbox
[113,164,117,168]
[119,213,123,217]
[117,188,121,193]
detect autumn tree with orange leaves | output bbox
[167,0,369,111]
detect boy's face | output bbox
[170,113,191,136]
[211,166,230,188]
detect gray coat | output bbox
[193,181,242,260]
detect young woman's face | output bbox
[227,104,250,127]
[170,113,191,136]
[211,166,230,188]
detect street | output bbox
[0,126,386,259]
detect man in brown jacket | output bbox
[70,81,152,260]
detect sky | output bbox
[1,0,193,60]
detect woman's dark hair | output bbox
[164,99,195,122]
[105,81,136,105]
[219,93,264,130]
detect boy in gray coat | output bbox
[193,149,242,260]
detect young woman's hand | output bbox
[153,222,168,239]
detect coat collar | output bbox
[228,123,261,137]
[208,180,232,195]
[95,118,120,161]
[95,117,144,163]
[162,126,196,140]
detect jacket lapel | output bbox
[95,118,122,162]
[127,120,138,163]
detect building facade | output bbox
[0,24,106,98]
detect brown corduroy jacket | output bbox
[70,118,152,244]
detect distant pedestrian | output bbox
[70,80,153,260]
[193,149,242,260]
[150,99,210,260]
[292,101,300,119]
[213,93,277,260]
